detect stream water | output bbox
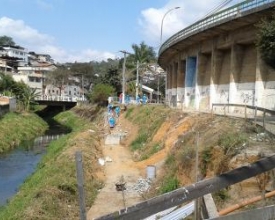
[0,134,63,206]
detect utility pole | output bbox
[136,61,139,100]
[119,50,131,104]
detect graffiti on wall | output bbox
[217,89,229,103]
[240,90,254,104]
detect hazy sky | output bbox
[0,0,240,63]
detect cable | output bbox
[200,0,234,20]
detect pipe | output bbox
[218,189,275,216]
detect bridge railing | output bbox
[35,95,86,102]
[159,0,275,55]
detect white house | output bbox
[1,45,28,66]
[13,64,57,95]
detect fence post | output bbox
[211,104,214,117]
[263,109,266,129]
[75,151,87,220]
[254,105,258,124]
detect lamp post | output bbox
[160,7,180,105]
[136,61,139,100]
[160,6,180,45]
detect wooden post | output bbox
[194,132,200,220]
[211,104,213,117]
[75,151,87,220]
[254,105,258,124]
[263,109,266,129]
[245,105,247,120]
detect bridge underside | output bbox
[159,2,275,113]
[36,100,77,109]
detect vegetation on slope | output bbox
[125,105,171,160]
[0,112,48,153]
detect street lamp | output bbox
[160,6,180,45]
[160,6,180,105]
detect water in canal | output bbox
[0,134,63,206]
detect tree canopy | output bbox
[256,14,275,69]
[0,35,16,46]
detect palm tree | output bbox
[126,42,157,97]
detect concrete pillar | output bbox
[171,62,178,107]
[229,44,243,112]
[168,64,173,106]
[197,52,211,110]
[210,42,223,109]
[178,58,186,109]
[185,57,197,108]
[255,50,266,108]
[194,53,200,110]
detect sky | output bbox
[0,0,240,63]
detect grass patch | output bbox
[127,105,169,159]
[218,132,248,155]
[213,188,230,204]
[159,175,180,194]
[0,112,48,153]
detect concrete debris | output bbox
[98,157,113,165]
[98,158,105,166]
[105,156,113,162]
[127,178,152,194]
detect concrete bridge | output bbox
[158,0,275,114]
[35,95,81,109]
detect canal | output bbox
[0,110,70,207]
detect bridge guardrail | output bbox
[35,95,86,102]
[159,0,275,56]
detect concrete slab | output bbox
[105,134,121,145]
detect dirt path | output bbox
[87,113,144,219]
[87,111,195,219]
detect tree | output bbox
[46,66,72,94]
[0,72,39,111]
[127,41,157,75]
[0,35,15,46]
[97,67,121,93]
[70,62,95,89]
[256,14,275,69]
[121,42,157,96]
[0,72,17,93]
[87,83,115,106]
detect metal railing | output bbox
[159,0,275,56]
[212,103,275,133]
[35,95,86,102]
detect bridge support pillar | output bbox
[229,44,243,113]
[185,56,197,109]
[255,50,266,110]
